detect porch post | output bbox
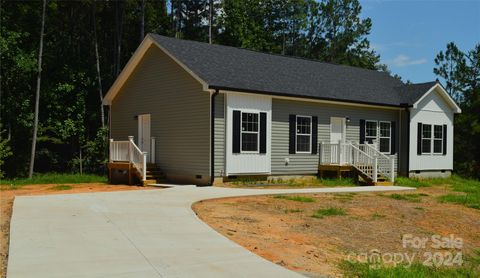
[320,142,324,165]
[373,157,378,183]
[109,138,113,163]
[391,157,395,183]
[337,140,342,165]
[128,136,134,163]
[142,151,147,181]
[150,137,156,164]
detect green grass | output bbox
[284,209,303,214]
[388,193,429,202]
[340,261,479,278]
[333,193,357,202]
[274,195,315,202]
[395,175,480,210]
[312,207,346,218]
[371,212,386,219]
[438,194,480,209]
[395,176,430,188]
[48,185,73,191]
[0,173,107,190]
[433,176,480,210]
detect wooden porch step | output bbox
[374,181,393,186]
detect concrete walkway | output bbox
[7,185,414,278]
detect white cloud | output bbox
[390,54,427,67]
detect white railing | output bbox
[109,136,147,181]
[320,142,351,165]
[351,144,377,182]
[109,140,130,162]
[359,143,395,183]
[320,141,395,183]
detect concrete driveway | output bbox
[7,185,414,278]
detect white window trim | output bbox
[240,111,259,154]
[296,115,312,154]
[421,124,432,154]
[379,121,392,154]
[433,124,443,154]
[365,120,378,144]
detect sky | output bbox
[359,0,480,83]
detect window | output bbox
[433,125,443,154]
[365,121,377,144]
[241,112,259,152]
[379,122,391,153]
[296,116,312,153]
[421,124,432,154]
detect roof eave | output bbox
[209,85,404,109]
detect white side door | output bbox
[330,117,346,164]
[138,114,151,162]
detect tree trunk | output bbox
[93,1,105,128]
[28,0,47,178]
[140,0,145,42]
[79,143,83,175]
[115,0,124,76]
[208,0,213,44]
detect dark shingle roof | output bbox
[396,81,438,105]
[150,34,435,107]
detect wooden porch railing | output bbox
[109,136,147,181]
[320,141,395,183]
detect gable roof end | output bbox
[102,35,210,105]
[410,82,462,113]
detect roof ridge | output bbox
[149,33,396,79]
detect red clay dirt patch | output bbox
[0,183,157,278]
[193,187,480,277]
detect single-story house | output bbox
[103,34,461,186]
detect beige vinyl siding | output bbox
[271,99,400,175]
[214,93,225,177]
[111,45,210,185]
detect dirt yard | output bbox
[193,186,480,277]
[0,183,157,278]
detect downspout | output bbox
[210,89,219,186]
[401,104,411,177]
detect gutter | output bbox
[210,89,219,186]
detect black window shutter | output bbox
[417,122,422,155]
[232,110,241,153]
[443,124,447,155]
[260,112,267,154]
[312,116,318,154]
[359,119,366,144]
[289,115,296,154]
[390,121,396,155]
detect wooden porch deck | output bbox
[318,164,353,179]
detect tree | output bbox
[28,0,47,178]
[434,42,467,102]
[0,125,12,178]
[434,42,480,178]
[306,0,380,70]
[93,0,105,128]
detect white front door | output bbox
[138,114,151,162]
[330,117,346,164]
